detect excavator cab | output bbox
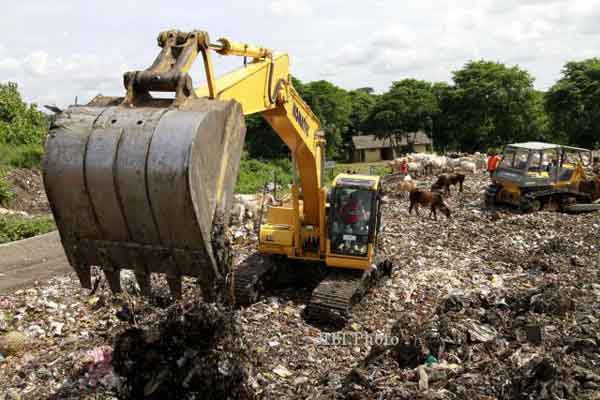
[326,174,381,266]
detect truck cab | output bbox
[487,141,593,211]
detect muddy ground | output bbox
[0,173,599,399]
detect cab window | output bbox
[329,187,373,257]
[501,148,529,170]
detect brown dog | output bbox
[409,189,451,220]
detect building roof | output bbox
[507,142,590,152]
[352,131,431,150]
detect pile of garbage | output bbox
[1,171,599,399]
[112,301,255,400]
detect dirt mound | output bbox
[112,301,255,400]
[5,168,49,215]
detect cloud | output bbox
[267,0,312,16]
[25,51,49,76]
[0,50,128,107]
[3,0,600,103]
[0,57,20,72]
[329,44,374,67]
[371,26,417,50]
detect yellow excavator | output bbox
[43,30,392,323]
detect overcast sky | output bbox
[2,0,599,107]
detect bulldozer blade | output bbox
[43,97,246,298]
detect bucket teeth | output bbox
[134,272,152,297]
[74,264,92,289]
[103,269,122,293]
[168,276,183,299]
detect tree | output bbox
[448,60,543,152]
[298,80,352,159]
[0,82,48,145]
[243,114,290,159]
[431,82,460,151]
[244,77,354,160]
[347,89,375,137]
[367,79,439,149]
[545,58,600,148]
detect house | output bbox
[351,131,432,162]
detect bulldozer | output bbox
[43,30,392,323]
[485,142,600,213]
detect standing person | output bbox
[487,151,501,178]
[399,159,409,175]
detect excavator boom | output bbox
[43,30,324,298]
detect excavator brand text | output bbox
[293,104,310,135]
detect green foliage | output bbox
[348,89,376,136]
[0,169,13,206]
[298,80,352,159]
[447,60,543,152]
[0,82,48,146]
[545,59,600,149]
[0,143,44,169]
[244,77,375,161]
[0,215,55,244]
[236,158,293,194]
[243,115,289,159]
[367,79,439,146]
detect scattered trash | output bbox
[464,320,497,343]
[273,365,293,378]
[0,331,29,356]
[111,302,255,400]
[526,324,544,345]
[0,172,599,399]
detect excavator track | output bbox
[232,257,277,305]
[306,260,393,325]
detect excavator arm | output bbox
[43,29,391,322]
[194,46,325,227]
[43,30,327,298]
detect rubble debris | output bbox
[112,301,255,400]
[3,168,49,215]
[0,331,29,356]
[0,172,599,399]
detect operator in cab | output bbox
[340,191,370,232]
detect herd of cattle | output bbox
[387,152,492,220]
[230,152,491,225]
[388,152,488,176]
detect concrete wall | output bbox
[364,149,381,162]
[413,144,427,153]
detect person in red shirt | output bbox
[487,151,501,178]
[340,192,368,226]
[399,159,409,175]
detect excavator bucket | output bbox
[43,96,246,299]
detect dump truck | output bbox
[485,142,600,213]
[43,30,392,323]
